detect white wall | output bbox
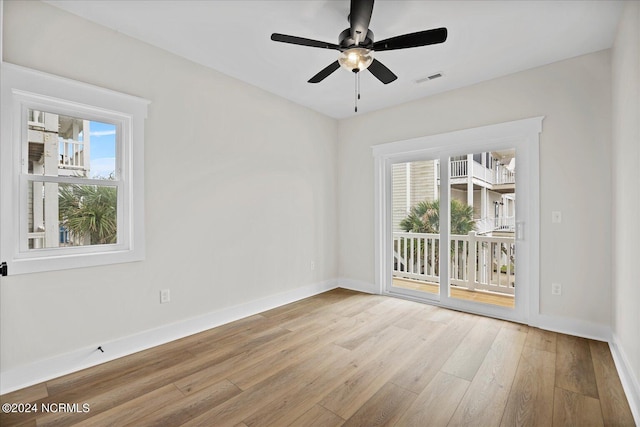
[338,50,612,327]
[0,1,338,374]
[611,0,640,417]
[2,0,633,403]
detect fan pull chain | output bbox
[354,71,361,113]
[354,72,358,112]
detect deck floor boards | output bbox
[0,289,635,426]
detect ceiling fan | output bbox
[270,0,447,86]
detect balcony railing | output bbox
[450,159,468,178]
[449,159,515,186]
[393,231,515,295]
[474,216,515,234]
[59,139,86,170]
[496,166,515,184]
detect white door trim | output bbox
[373,117,543,324]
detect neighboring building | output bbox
[392,150,516,235]
[27,109,91,248]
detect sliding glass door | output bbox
[374,118,542,324]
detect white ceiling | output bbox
[44,0,624,119]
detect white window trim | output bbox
[1,63,149,275]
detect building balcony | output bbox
[448,158,515,193]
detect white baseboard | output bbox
[338,277,379,294]
[610,333,640,425]
[0,279,338,395]
[532,313,612,342]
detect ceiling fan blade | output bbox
[271,33,340,50]
[372,27,448,51]
[308,61,341,83]
[349,0,374,45]
[368,59,397,84]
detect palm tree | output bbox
[59,184,117,245]
[399,199,474,235]
[398,199,475,276]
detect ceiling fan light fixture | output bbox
[338,48,374,73]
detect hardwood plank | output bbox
[127,380,241,426]
[441,316,502,381]
[524,326,557,353]
[333,298,418,350]
[34,355,224,427]
[589,340,636,426]
[395,372,470,427]
[276,306,348,332]
[552,387,604,427]
[319,326,415,419]
[0,384,49,426]
[45,347,195,398]
[241,355,357,427]
[0,383,48,404]
[341,382,417,427]
[555,334,599,399]
[242,324,406,427]
[176,310,364,393]
[180,344,351,427]
[286,404,344,427]
[500,345,555,427]
[392,303,439,331]
[79,384,184,426]
[448,326,527,427]
[388,312,475,393]
[185,324,290,357]
[317,291,388,318]
[227,308,395,390]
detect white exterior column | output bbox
[466,154,474,207]
[42,113,60,248]
[481,187,488,219]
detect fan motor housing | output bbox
[339,28,374,50]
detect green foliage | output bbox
[59,184,117,245]
[500,264,515,274]
[399,199,475,235]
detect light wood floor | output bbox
[0,289,635,426]
[393,277,515,308]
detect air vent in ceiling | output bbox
[416,72,443,84]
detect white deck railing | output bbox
[449,159,515,186]
[496,165,515,184]
[59,139,86,170]
[393,231,515,295]
[449,159,468,178]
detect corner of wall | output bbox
[611,333,640,425]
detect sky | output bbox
[88,121,116,179]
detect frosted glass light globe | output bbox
[338,48,374,73]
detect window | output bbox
[1,63,149,275]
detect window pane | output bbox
[27,109,116,179]
[28,182,118,248]
[391,159,441,299]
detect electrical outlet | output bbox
[552,211,562,224]
[160,289,170,304]
[310,260,315,271]
[551,283,562,295]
